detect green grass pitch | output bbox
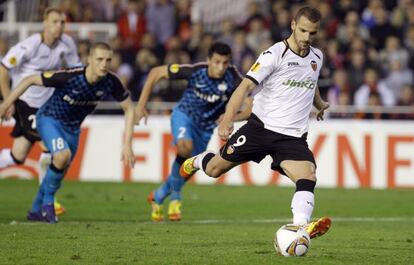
[0,179,413,264]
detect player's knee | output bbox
[176,142,193,158]
[52,149,71,169]
[205,164,224,178]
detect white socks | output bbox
[38,152,52,184]
[193,151,208,170]
[291,191,315,225]
[0,149,16,168]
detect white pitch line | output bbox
[7,216,414,225]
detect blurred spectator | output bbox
[217,19,235,47]
[117,0,147,52]
[360,91,389,119]
[383,56,413,99]
[336,10,370,44]
[110,52,134,89]
[245,15,271,55]
[379,35,409,72]
[392,84,414,119]
[361,0,383,29]
[130,48,159,100]
[333,0,360,19]
[369,7,400,50]
[346,51,369,98]
[77,39,91,65]
[141,32,165,62]
[192,33,214,61]
[186,22,204,55]
[270,7,291,42]
[327,69,351,106]
[175,0,192,43]
[354,68,396,107]
[146,0,175,45]
[240,53,255,74]
[319,1,339,38]
[231,30,255,71]
[59,0,78,22]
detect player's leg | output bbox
[0,136,32,168]
[276,135,331,239]
[149,109,196,221]
[29,115,74,223]
[181,115,266,179]
[0,100,36,168]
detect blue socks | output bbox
[154,157,186,203]
[31,164,65,212]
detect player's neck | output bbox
[85,66,103,85]
[286,36,309,56]
[42,32,59,48]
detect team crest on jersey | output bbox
[226,145,235,155]
[43,71,54,78]
[310,60,317,71]
[250,62,261,72]
[9,56,17,66]
[169,64,180,73]
[218,82,228,92]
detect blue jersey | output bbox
[38,67,129,131]
[168,63,242,131]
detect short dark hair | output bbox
[208,42,232,58]
[90,42,112,54]
[43,7,63,20]
[294,6,322,23]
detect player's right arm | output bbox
[0,65,14,120]
[0,74,42,121]
[134,65,169,125]
[218,47,277,140]
[218,78,256,140]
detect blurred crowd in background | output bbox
[0,0,413,119]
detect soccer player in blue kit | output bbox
[0,42,136,223]
[135,42,252,222]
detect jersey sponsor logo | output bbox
[96,91,104,97]
[72,89,81,94]
[63,94,98,106]
[193,90,228,103]
[250,62,260,72]
[310,60,317,71]
[282,79,317,90]
[288,62,299,66]
[218,82,228,92]
[9,56,17,66]
[43,71,55,78]
[169,64,180,73]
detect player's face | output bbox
[207,53,230,79]
[44,12,65,39]
[291,16,319,51]
[89,48,113,77]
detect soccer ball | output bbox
[273,224,311,257]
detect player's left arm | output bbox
[0,74,42,121]
[313,86,329,121]
[119,97,136,168]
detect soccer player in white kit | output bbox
[0,8,80,215]
[180,6,331,239]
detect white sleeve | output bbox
[245,48,278,85]
[1,38,35,69]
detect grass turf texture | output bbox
[0,179,413,264]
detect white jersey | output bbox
[246,40,323,137]
[1,33,81,108]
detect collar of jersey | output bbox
[283,39,310,58]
